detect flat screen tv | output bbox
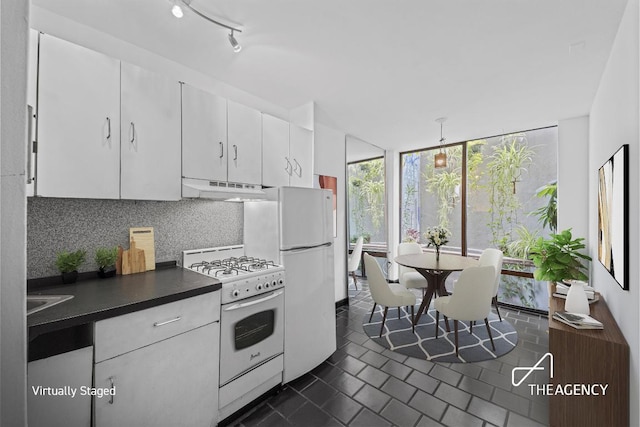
[597,144,629,290]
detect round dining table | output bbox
[394,252,479,325]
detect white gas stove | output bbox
[182,245,285,304]
[183,245,286,421]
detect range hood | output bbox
[182,178,267,201]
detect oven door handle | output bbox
[223,290,283,311]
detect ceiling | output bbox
[31,0,628,152]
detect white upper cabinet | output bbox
[37,34,121,199]
[120,62,181,200]
[181,84,228,182]
[289,124,313,187]
[262,114,290,188]
[227,100,262,185]
[26,29,38,197]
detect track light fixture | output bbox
[228,30,242,53]
[171,3,184,18]
[434,117,448,168]
[171,0,243,53]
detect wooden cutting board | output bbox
[122,238,146,275]
[129,227,155,271]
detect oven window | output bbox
[235,310,275,350]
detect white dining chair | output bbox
[364,253,416,337]
[348,236,364,290]
[434,265,496,356]
[397,242,429,294]
[478,248,504,321]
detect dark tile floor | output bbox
[232,280,550,427]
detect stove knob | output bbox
[264,282,270,289]
[272,280,278,287]
[231,289,240,298]
[279,279,284,285]
[256,283,263,291]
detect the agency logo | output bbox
[511,352,609,396]
[511,352,554,387]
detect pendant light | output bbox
[434,117,448,168]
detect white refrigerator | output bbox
[244,187,337,383]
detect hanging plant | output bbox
[486,134,535,251]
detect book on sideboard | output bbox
[552,311,603,330]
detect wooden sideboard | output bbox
[549,293,629,427]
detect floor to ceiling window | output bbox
[348,157,386,245]
[400,127,558,311]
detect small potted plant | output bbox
[55,249,87,284]
[95,246,119,278]
[529,229,592,312]
[529,228,591,283]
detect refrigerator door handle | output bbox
[282,242,333,253]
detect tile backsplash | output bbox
[27,197,243,279]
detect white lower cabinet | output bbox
[94,323,219,427]
[27,346,93,427]
[93,292,220,427]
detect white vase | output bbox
[564,281,590,314]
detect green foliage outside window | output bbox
[349,158,385,241]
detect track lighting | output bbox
[171,3,184,18]
[434,117,448,169]
[171,0,243,53]
[228,30,242,53]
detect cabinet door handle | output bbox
[106,117,111,140]
[153,316,182,327]
[129,122,136,144]
[294,159,302,177]
[219,141,224,159]
[285,157,293,175]
[108,377,115,404]
[233,144,238,161]
[26,105,34,184]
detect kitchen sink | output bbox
[27,294,74,315]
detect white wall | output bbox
[30,6,288,121]
[0,0,29,423]
[314,124,347,302]
[589,0,639,425]
[557,116,590,243]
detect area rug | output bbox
[362,305,518,363]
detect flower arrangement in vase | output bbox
[424,226,450,261]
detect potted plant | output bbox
[95,246,118,278]
[529,229,592,312]
[55,249,87,284]
[529,229,591,283]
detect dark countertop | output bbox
[27,267,221,340]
